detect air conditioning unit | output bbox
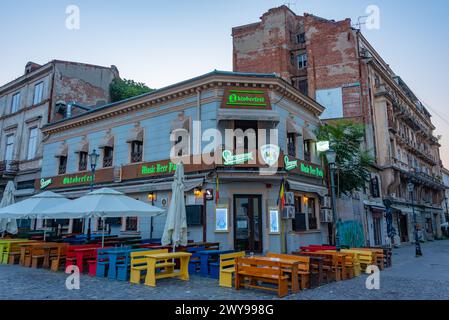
[320,209,333,223]
[284,192,295,206]
[322,196,332,208]
[282,206,295,219]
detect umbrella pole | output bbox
[101,217,105,248]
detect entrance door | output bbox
[373,217,382,246]
[399,214,409,243]
[234,195,262,253]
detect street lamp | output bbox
[325,148,340,251]
[407,180,423,257]
[86,149,99,240]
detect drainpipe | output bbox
[196,89,207,242]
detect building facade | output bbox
[443,167,449,227]
[37,71,330,253]
[0,60,119,212]
[232,5,445,245]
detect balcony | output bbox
[0,160,19,176]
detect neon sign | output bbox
[226,90,267,107]
[222,150,254,166]
[284,156,324,178]
[141,162,177,175]
[40,178,53,190]
[63,175,92,185]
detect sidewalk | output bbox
[1,240,449,300]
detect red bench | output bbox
[299,245,336,252]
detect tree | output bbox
[316,120,374,196]
[110,78,154,102]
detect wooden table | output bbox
[73,247,99,273]
[144,252,191,287]
[18,243,44,266]
[244,256,300,293]
[40,243,63,269]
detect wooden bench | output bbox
[217,251,245,288]
[1,240,34,265]
[341,249,375,271]
[293,252,338,283]
[235,257,290,298]
[267,253,311,290]
[50,244,68,272]
[355,248,385,270]
[129,249,175,284]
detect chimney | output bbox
[25,62,42,75]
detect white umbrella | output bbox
[161,163,188,251]
[0,181,18,235]
[0,191,72,240]
[43,187,165,246]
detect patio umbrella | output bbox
[161,163,188,251]
[0,191,72,240]
[43,188,165,247]
[0,181,17,236]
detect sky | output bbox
[1,0,448,167]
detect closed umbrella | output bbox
[43,188,165,246]
[161,163,188,251]
[0,181,18,236]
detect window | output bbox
[297,79,308,96]
[125,217,138,231]
[58,156,67,175]
[130,141,143,163]
[296,33,306,44]
[234,121,258,152]
[78,151,88,171]
[33,82,44,105]
[292,195,318,231]
[292,196,306,232]
[304,140,311,162]
[11,92,20,113]
[103,146,113,167]
[307,198,318,230]
[5,135,14,161]
[27,127,38,160]
[297,53,308,69]
[287,133,296,157]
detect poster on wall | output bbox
[269,208,280,234]
[215,206,229,233]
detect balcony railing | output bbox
[131,151,143,163]
[103,156,113,168]
[58,165,67,175]
[0,160,19,175]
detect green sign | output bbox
[226,90,267,107]
[40,178,53,190]
[222,150,254,166]
[141,162,177,175]
[284,156,298,171]
[284,156,324,178]
[63,175,92,185]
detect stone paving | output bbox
[1,240,449,300]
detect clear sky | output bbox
[1,0,448,166]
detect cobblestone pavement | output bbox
[1,240,449,300]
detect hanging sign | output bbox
[40,178,53,190]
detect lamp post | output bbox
[87,149,99,241]
[326,148,340,251]
[407,180,423,257]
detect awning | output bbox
[287,119,302,135]
[74,139,89,154]
[363,200,386,211]
[55,142,68,157]
[287,179,328,196]
[303,127,317,141]
[217,109,280,122]
[98,133,114,149]
[391,205,414,215]
[126,124,144,143]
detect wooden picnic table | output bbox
[197,250,234,278]
[73,247,100,273]
[18,242,44,266]
[244,256,300,294]
[38,243,63,269]
[104,247,132,280]
[144,252,192,287]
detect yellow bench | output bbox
[218,251,245,288]
[341,249,375,271]
[130,249,176,284]
[354,248,385,270]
